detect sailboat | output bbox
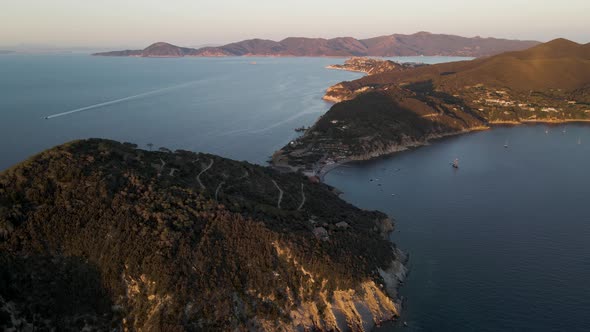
[504,139,509,148]
[578,136,582,145]
[545,128,549,134]
[452,158,459,169]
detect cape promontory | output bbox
[272,39,590,173]
[0,139,407,331]
[93,32,540,58]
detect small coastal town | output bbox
[461,85,590,123]
[274,41,590,177]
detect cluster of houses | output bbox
[468,88,583,115]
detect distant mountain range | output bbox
[0,50,14,54]
[93,32,540,58]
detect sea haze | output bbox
[0,54,369,170]
[325,125,590,332]
[0,54,472,170]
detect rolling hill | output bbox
[0,139,406,331]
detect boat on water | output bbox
[504,139,509,148]
[578,137,582,145]
[452,158,459,169]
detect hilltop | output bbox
[273,39,590,173]
[94,42,198,57]
[93,32,539,58]
[0,139,406,331]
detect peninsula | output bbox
[326,56,425,75]
[272,39,590,174]
[93,32,539,58]
[324,57,424,103]
[0,139,407,331]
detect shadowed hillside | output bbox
[0,139,406,331]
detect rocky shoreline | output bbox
[325,65,371,74]
[311,126,490,179]
[281,234,409,331]
[312,118,590,180]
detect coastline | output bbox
[292,118,589,330]
[325,65,371,74]
[314,126,490,180]
[313,119,590,180]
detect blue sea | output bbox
[1,53,589,331]
[0,54,366,169]
[326,125,590,332]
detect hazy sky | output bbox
[1,0,588,48]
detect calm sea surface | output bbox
[2,54,588,331]
[326,126,590,332]
[0,54,365,169]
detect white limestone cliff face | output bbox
[252,224,407,332]
[323,84,373,103]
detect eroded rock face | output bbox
[375,218,395,240]
[378,248,409,299]
[269,242,404,332]
[323,83,373,103]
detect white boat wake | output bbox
[44,80,201,119]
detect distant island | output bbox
[0,50,14,55]
[326,56,425,75]
[272,39,590,174]
[93,32,539,58]
[0,139,407,331]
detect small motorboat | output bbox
[452,158,459,169]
